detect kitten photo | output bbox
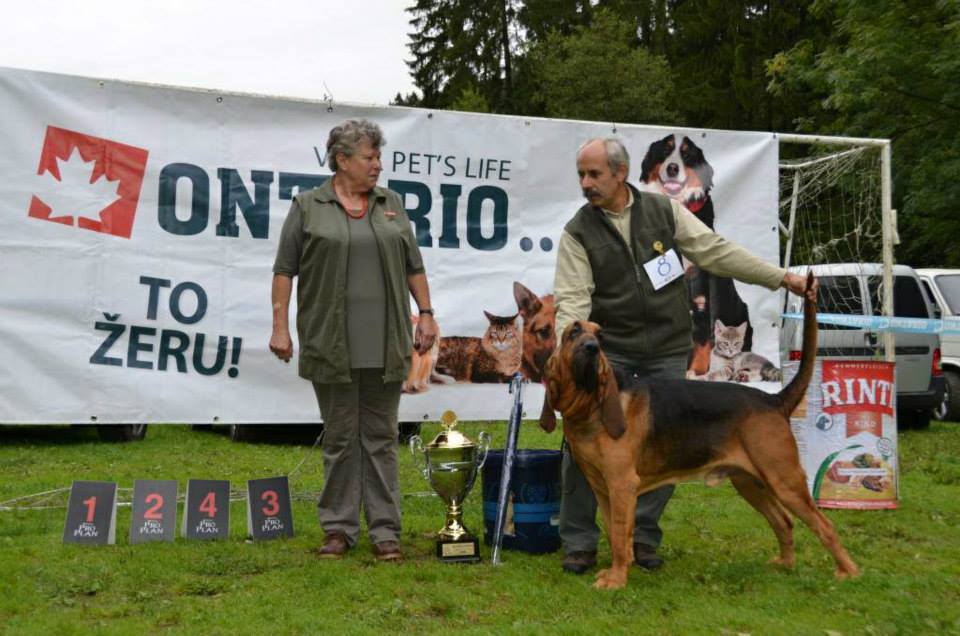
[694,320,781,383]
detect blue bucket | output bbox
[481,449,561,554]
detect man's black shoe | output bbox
[634,543,664,570]
[562,550,597,574]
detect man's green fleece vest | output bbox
[564,186,692,360]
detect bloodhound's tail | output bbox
[778,272,817,418]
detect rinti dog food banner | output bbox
[0,66,782,424]
[786,360,899,509]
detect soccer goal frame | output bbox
[777,133,895,361]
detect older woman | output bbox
[270,119,437,561]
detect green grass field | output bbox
[1,421,958,635]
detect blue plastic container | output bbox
[481,449,561,554]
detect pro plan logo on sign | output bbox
[28,126,149,238]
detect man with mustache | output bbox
[551,137,815,575]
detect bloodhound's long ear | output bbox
[598,358,626,439]
[539,389,557,433]
[539,354,560,433]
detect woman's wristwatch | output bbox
[419,308,434,316]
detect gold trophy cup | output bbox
[410,410,490,562]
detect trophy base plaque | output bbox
[437,535,481,563]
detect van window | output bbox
[934,274,960,313]
[920,279,937,308]
[817,276,864,329]
[867,276,930,318]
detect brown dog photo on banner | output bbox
[539,273,859,589]
[513,281,556,382]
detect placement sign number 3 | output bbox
[261,490,279,516]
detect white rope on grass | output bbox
[285,428,324,480]
[0,487,72,511]
[0,426,435,510]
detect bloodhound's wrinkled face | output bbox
[551,320,626,440]
[564,320,606,394]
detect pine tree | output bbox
[404,0,520,112]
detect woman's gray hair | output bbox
[326,119,386,171]
[579,137,630,177]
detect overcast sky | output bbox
[0,0,417,105]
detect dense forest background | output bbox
[393,0,960,268]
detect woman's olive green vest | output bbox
[294,181,420,384]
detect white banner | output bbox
[0,67,781,423]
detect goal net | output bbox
[777,143,891,358]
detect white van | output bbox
[782,263,945,429]
[915,269,960,421]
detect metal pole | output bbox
[781,170,801,319]
[491,373,523,566]
[776,132,889,147]
[783,170,800,267]
[880,141,896,362]
[779,146,866,170]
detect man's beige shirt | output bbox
[554,190,786,344]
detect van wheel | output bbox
[936,370,960,422]
[97,424,148,442]
[898,409,931,430]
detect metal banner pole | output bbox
[491,373,523,566]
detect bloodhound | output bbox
[539,274,859,589]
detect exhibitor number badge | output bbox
[643,248,683,291]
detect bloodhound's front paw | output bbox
[835,564,861,579]
[592,567,628,590]
[767,555,795,569]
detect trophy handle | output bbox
[409,435,430,479]
[476,431,491,470]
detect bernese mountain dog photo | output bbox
[637,133,766,382]
[639,132,715,229]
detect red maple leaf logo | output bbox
[28,126,149,239]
